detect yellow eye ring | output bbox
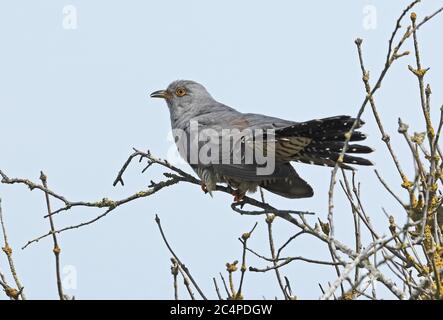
[175,87,186,97]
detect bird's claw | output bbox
[201,182,209,194]
[232,190,246,203]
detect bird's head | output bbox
[150,80,214,112]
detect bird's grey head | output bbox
[150,80,216,125]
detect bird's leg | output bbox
[201,182,209,194]
[232,189,246,203]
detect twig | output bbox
[340,171,362,284]
[178,266,195,300]
[40,172,65,300]
[22,177,181,249]
[385,0,420,67]
[250,256,343,273]
[276,231,305,258]
[321,239,392,300]
[219,273,231,299]
[236,222,257,299]
[213,277,223,300]
[261,187,290,300]
[170,258,179,300]
[154,214,207,300]
[284,277,295,299]
[0,198,26,300]
[226,260,238,298]
[374,170,407,208]
[18,149,314,248]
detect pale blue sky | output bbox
[0,1,442,299]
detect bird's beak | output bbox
[150,90,170,99]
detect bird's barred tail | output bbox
[276,115,374,169]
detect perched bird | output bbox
[150,80,373,201]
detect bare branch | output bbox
[0,198,26,300]
[154,214,207,300]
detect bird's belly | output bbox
[223,176,259,194]
[195,166,258,194]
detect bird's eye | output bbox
[175,87,187,97]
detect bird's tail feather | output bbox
[276,115,373,169]
[294,151,373,169]
[277,116,363,136]
[306,141,373,154]
[317,131,367,142]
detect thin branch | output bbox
[213,277,223,300]
[154,214,207,300]
[219,273,231,299]
[18,149,314,248]
[276,231,305,258]
[178,267,195,300]
[40,172,65,300]
[250,256,343,273]
[170,258,179,300]
[236,222,257,299]
[374,170,407,208]
[261,187,290,300]
[0,198,26,300]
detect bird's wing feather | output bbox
[184,109,372,182]
[261,163,314,198]
[211,163,288,182]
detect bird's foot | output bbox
[201,182,209,194]
[232,189,246,203]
